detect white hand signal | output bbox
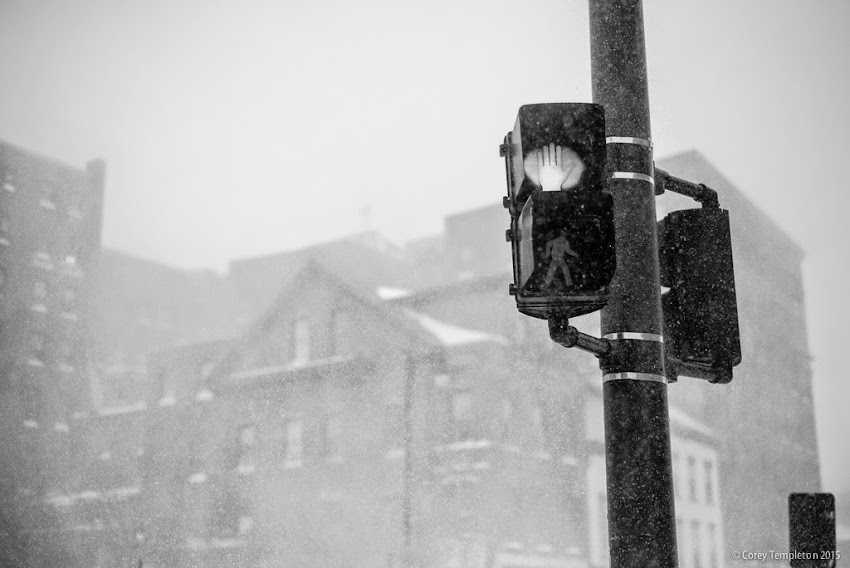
[535,143,585,191]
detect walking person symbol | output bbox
[544,230,579,288]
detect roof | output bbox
[210,260,444,384]
[207,256,520,387]
[224,232,420,333]
[0,137,102,173]
[405,310,509,347]
[99,247,202,278]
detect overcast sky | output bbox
[1,0,849,492]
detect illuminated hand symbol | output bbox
[535,143,585,191]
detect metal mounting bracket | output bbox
[548,316,611,358]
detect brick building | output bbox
[135,256,724,567]
[0,140,105,565]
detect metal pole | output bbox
[588,1,678,567]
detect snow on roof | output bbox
[436,439,494,452]
[230,364,291,381]
[105,486,141,500]
[229,356,354,381]
[376,286,412,300]
[406,311,508,347]
[98,401,147,417]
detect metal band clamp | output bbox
[602,332,664,343]
[606,136,653,149]
[603,372,668,384]
[611,172,655,186]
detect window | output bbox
[237,424,256,473]
[0,216,10,246]
[154,369,168,402]
[703,459,714,505]
[707,523,718,568]
[687,456,697,503]
[284,419,303,468]
[691,521,701,568]
[292,318,310,363]
[597,493,609,563]
[2,169,14,192]
[677,519,686,567]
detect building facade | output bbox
[134,259,726,568]
[656,152,821,561]
[0,148,820,567]
[0,140,105,565]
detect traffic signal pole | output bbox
[589,1,679,567]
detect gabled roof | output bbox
[211,260,440,385]
[210,260,511,386]
[223,233,420,335]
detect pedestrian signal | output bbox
[501,103,615,319]
[788,493,836,568]
[659,206,741,383]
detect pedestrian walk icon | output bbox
[513,189,616,319]
[544,232,579,288]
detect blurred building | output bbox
[656,152,821,563]
[12,149,820,567]
[0,140,105,565]
[137,258,723,568]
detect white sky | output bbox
[2,0,849,492]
